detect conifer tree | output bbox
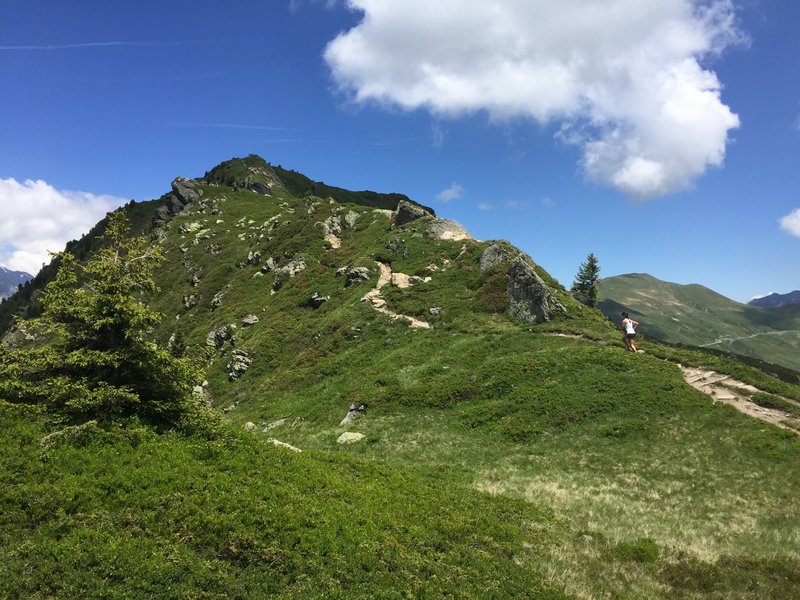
[571,253,601,308]
[0,211,212,432]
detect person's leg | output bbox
[622,334,631,351]
[629,335,637,352]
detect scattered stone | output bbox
[227,349,252,381]
[337,432,366,444]
[273,259,307,291]
[269,439,302,452]
[190,273,201,286]
[263,418,287,432]
[182,294,197,309]
[260,257,278,273]
[206,324,237,349]
[244,422,257,432]
[344,266,371,287]
[179,221,203,234]
[39,420,99,451]
[309,292,330,308]
[343,210,360,229]
[211,292,224,310]
[429,307,442,315]
[242,314,259,326]
[339,403,367,427]
[384,238,409,259]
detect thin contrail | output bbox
[0,40,200,51]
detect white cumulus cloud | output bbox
[325,0,743,200]
[436,182,463,202]
[0,178,128,275]
[779,208,800,237]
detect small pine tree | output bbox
[0,211,214,432]
[571,253,601,308]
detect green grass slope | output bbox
[598,273,800,371]
[3,157,800,598]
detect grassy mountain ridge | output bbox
[3,156,800,598]
[598,273,800,371]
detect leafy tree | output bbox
[571,253,601,308]
[0,211,214,432]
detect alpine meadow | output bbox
[1,155,799,598]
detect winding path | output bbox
[361,262,431,329]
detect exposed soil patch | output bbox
[680,365,800,435]
[361,262,431,329]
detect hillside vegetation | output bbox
[598,273,800,372]
[2,156,800,598]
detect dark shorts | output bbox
[626,333,636,339]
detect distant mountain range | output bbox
[748,290,800,309]
[0,267,32,299]
[598,273,800,372]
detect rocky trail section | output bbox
[680,365,800,434]
[361,262,431,329]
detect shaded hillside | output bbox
[749,290,800,309]
[598,273,800,371]
[3,157,800,598]
[0,267,31,299]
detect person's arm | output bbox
[632,320,639,329]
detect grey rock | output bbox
[272,259,307,291]
[227,349,253,381]
[394,199,432,227]
[309,292,330,308]
[244,422,257,432]
[172,177,203,204]
[426,219,471,241]
[211,292,224,310]
[429,306,442,315]
[206,324,237,349]
[263,418,287,432]
[242,314,259,326]
[337,432,366,444]
[260,257,278,273]
[507,254,565,323]
[182,294,197,309]
[269,439,302,452]
[479,243,515,271]
[343,210,360,229]
[339,403,367,427]
[344,266,371,287]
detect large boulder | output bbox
[507,255,565,323]
[172,177,203,204]
[426,219,472,241]
[393,199,432,227]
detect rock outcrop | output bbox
[426,219,472,241]
[153,177,204,225]
[393,199,432,227]
[479,244,565,324]
[507,255,566,323]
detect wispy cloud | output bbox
[478,202,493,211]
[436,182,463,202]
[171,121,299,132]
[541,196,555,208]
[431,122,446,149]
[0,40,187,51]
[779,208,800,237]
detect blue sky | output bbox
[1,0,798,302]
